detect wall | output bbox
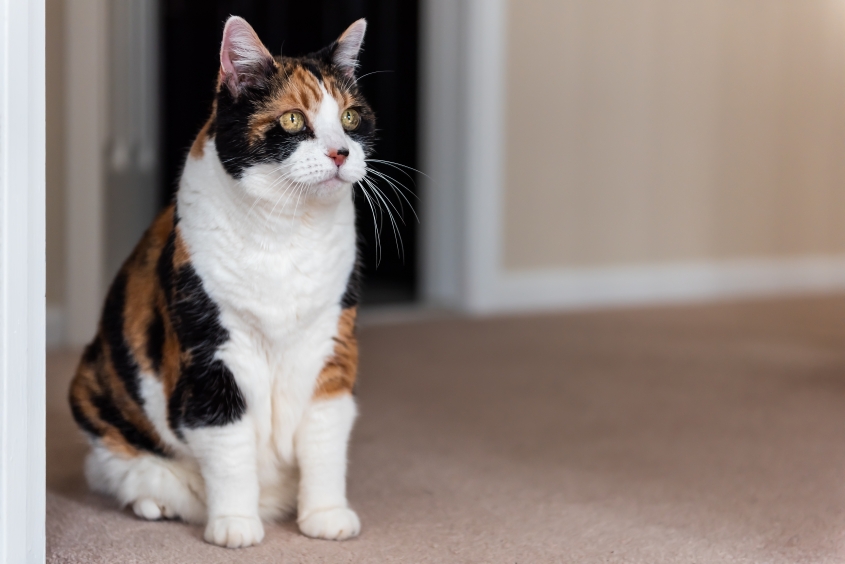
[504,0,845,271]
[47,0,160,347]
[46,0,64,309]
[51,0,845,324]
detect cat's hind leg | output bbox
[85,442,207,524]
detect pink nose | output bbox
[328,148,349,167]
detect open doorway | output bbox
[161,0,419,306]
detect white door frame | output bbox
[420,0,845,314]
[0,0,46,561]
[419,0,508,311]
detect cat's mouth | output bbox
[317,168,363,188]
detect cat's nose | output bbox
[327,148,349,167]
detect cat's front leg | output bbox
[185,419,264,548]
[295,394,360,540]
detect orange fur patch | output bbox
[123,206,176,374]
[313,307,359,399]
[190,116,214,159]
[172,227,191,270]
[158,313,183,396]
[69,346,145,459]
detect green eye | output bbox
[341,109,360,131]
[280,111,305,133]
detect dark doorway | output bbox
[161,0,419,305]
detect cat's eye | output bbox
[280,111,306,133]
[341,109,360,131]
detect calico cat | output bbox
[68,16,373,548]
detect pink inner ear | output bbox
[219,16,273,85]
[220,33,237,76]
[334,19,367,77]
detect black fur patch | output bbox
[146,308,165,373]
[301,60,323,82]
[81,338,102,365]
[157,230,176,298]
[169,359,246,428]
[341,252,362,309]
[101,270,143,406]
[214,83,315,179]
[159,217,247,433]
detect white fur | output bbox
[296,394,360,540]
[138,373,190,457]
[85,442,206,524]
[86,87,365,547]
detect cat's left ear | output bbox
[219,16,275,96]
[332,19,367,78]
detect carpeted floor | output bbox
[47,297,845,563]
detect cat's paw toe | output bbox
[132,498,163,521]
[298,507,361,540]
[204,515,265,548]
[132,498,178,521]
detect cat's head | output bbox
[205,16,374,202]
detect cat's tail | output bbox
[85,442,207,524]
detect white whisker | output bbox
[356,180,383,266]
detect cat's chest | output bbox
[232,239,347,321]
[189,218,355,345]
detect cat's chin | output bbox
[309,176,354,199]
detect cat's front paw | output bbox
[298,507,361,540]
[204,515,265,548]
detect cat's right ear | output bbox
[219,16,275,97]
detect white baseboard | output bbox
[46,305,65,348]
[45,256,845,340]
[475,255,845,313]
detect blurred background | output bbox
[44,2,845,561]
[46,0,845,345]
[161,0,419,306]
[48,0,421,348]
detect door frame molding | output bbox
[0,0,46,561]
[419,0,508,311]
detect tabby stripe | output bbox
[69,396,103,439]
[157,229,176,305]
[101,270,144,407]
[146,307,165,373]
[91,393,168,457]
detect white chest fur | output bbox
[177,143,357,469]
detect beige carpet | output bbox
[47,297,845,563]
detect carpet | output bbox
[46,297,845,562]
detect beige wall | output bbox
[46,0,65,306]
[504,0,845,271]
